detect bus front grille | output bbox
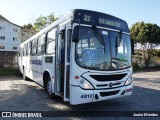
[100,90,119,97]
[90,74,127,82]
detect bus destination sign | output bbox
[74,9,129,32]
[98,18,121,27]
[83,14,121,28]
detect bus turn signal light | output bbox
[75,76,79,79]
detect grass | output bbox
[0,68,22,77]
[132,56,160,72]
[133,66,160,73]
[153,57,160,63]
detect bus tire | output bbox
[23,67,26,80]
[46,76,56,99]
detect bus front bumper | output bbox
[70,84,133,105]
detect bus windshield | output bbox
[75,26,131,70]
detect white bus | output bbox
[19,9,133,105]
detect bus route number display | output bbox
[83,15,91,22]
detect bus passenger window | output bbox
[46,30,56,54]
[31,39,37,55]
[37,37,41,55]
[26,43,28,56]
[28,42,31,56]
[41,34,46,55]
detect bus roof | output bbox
[20,9,129,46]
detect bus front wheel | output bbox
[46,76,56,99]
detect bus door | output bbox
[55,26,71,102]
[19,48,23,72]
[63,26,72,101]
[55,30,63,95]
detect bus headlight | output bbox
[124,75,133,85]
[78,79,94,89]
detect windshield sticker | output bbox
[83,48,96,66]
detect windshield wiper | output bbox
[115,31,122,47]
[112,57,128,63]
[91,25,105,45]
[115,31,122,55]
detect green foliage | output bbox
[21,24,37,42]
[33,12,58,31]
[154,57,160,63]
[130,22,160,44]
[22,23,34,30]
[154,49,160,57]
[130,22,160,68]
[33,15,47,30]
[20,13,58,41]
[134,50,142,56]
[0,68,21,76]
[47,13,58,24]
[132,62,140,69]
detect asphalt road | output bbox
[0,71,160,120]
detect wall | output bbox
[0,51,18,68]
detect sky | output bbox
[0,0,160,28]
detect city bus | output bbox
[19,9,133,105]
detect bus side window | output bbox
[31,39,37,56]
[37,34,45,55]
[28,41,31,56]
[26,43,28,56]
[23,44,26,56]
[37,36,41,55]
[31,41,33,55]
[31,40,34,55]
[23,47,25,56]
[40,34,46,55]
[46,29,56,54]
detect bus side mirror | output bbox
[72,26,79,43]
[131,39,134,55]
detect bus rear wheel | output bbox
[23,67,26,80]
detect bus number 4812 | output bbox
[81,94,93,99]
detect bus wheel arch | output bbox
[43,71,50,89]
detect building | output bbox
[0,15,21,51]
[0,15,22,68]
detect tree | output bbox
[22,23,34,30]
[19,24,37,42]
[47,13,58,25]
[33,13,57,31]
[33,16,47,30]
[19,13,58,42]
[130,22,160,67]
